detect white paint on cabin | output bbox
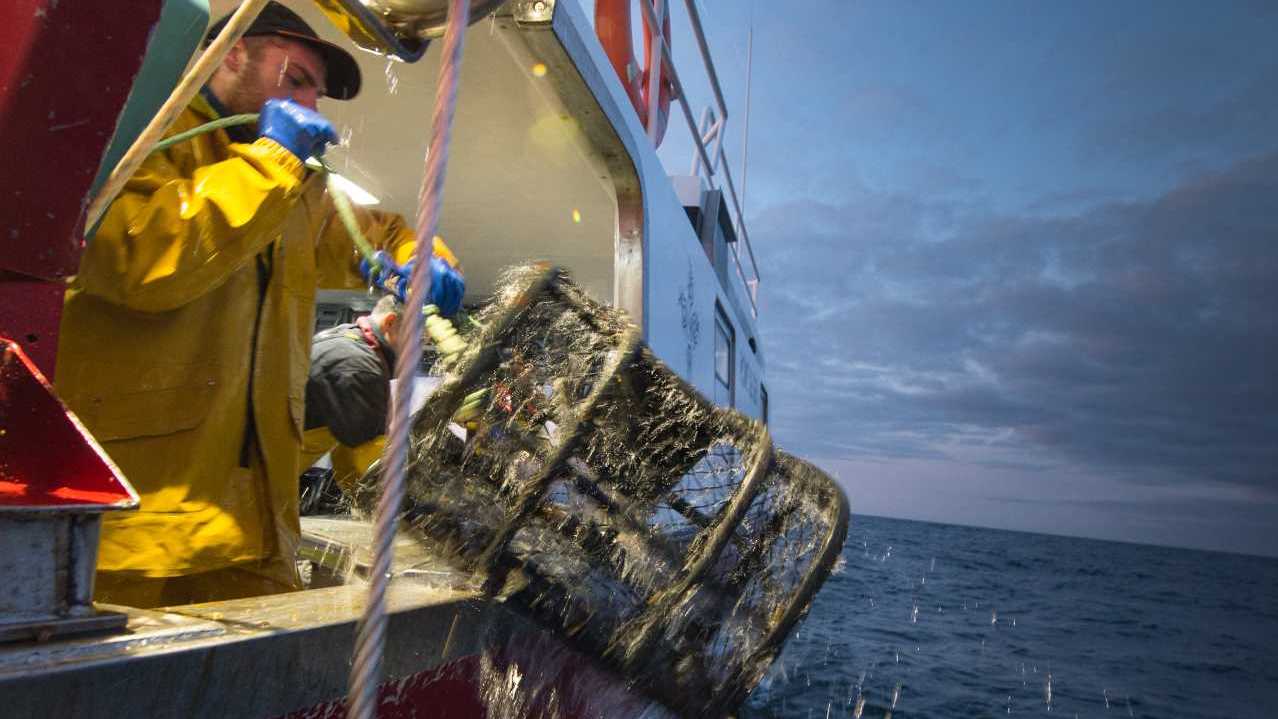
[222,0,769,416]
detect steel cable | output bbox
[346,0,471,717]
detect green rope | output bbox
[319,158,379,267]
[147,113,385,271]
[145,115,483,344]
[146,112,478,423]
[150,113,260,153]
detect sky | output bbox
[645,0,1278,556]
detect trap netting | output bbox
[355,264,849,717]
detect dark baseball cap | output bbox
[206,1,362,100]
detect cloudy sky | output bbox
[650,0,1278,556]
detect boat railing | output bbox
[638,0,761,317]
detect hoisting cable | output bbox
[83,0,271,235]
[346,1,471,717]
[109,8,474,711]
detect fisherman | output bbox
[299,293,401,501]
[56,2,462,607]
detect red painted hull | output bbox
[0,0,165,376]
[282,657,488,719]
[283,641,664,719]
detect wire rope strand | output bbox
[346,1,471,717]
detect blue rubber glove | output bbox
[258,98,339,161]
[359,250,405,299]
[359,251,464,316]
[393,258,416,303]
[429,256,465,317]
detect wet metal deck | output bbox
[0,518,498,718]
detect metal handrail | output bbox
[688,109,758,309]
[679,0,729,123]
[635,0,760,315]
[697,106,760,311]
[715,142,760,281]
[639,7,715,183]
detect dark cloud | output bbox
[754,151,1278,495]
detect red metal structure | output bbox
[0,0,164,376]
[0,337,137,643]
[0,338,135,508]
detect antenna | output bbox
[740,0,755,222]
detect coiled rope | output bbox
[346,0,471,717]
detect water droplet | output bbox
[385,60,400,95]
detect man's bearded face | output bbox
[222,36,327,115]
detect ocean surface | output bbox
[739,514,1278,718]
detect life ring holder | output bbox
[595,0,675,145]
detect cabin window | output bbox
[760,384,769,424]
[714,303,734,407]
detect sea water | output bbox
[741,515,1278,718]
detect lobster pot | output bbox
[360,265,848,716]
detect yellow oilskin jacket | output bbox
[56,93,416,579]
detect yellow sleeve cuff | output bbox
[244,137,306,181]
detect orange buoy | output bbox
[595,0,675,145]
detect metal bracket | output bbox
[310,0,431,63]
[511,0,556,27]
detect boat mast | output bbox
[739,1,755,223]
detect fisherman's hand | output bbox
[429,257,465,317]
[259,98,339,161]
[359,250,406,300]
[360,252,464,312]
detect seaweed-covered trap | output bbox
[355,264,849,717]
